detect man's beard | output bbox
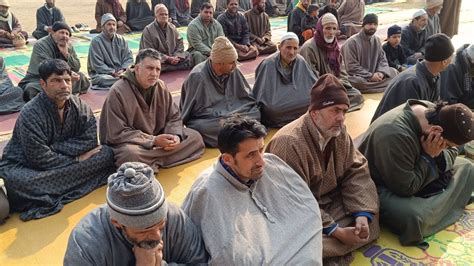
[122,229,162,250]
[363,28,376,36]
[46,3,55,8]
[324,36,335,43]
[0,10,8,17]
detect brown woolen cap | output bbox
[309,74,350,111]
[439,103,474,145]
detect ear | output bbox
[39,79,47,91]
[429,125,443,134]
[221,153,234,165]
[110,218,122,229]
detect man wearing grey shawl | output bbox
[88,13,133,90]
[252,32,317,128]
[183,117,323,265]
[64,162,208,265]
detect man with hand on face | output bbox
[19,21,90,101]
[217,0,258,61]
[252,32,317,127]
[64,162,208,265]
[140,4,193,72]
[360,100,474,248]
[88,13,133,90]
[32,0,66,40]
[0,59,115,221]
[401,9,429,65]
[266,74,380,265]
[341,13,397,93]
[183,116,323,264]
[100,48,204,172]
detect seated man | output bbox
[187,2,224,65]
[94,0,131,34]
[300,13,364,112]
[153,0,193,27]
[100,48,205,172]
[266,74,380,264]
[441,44,474,110]
[337,0,364,37]
[32,0,65,40]
[125,0,154,31]
[425,0,443,37]
[180,37,260,147]
[88,14,133,90]
[341,13,397,93]
[140,4,193,73]
[19,22,90,101]
[0,59,115,221]
[372,33,454,122]
[64,162,208,265]
[0,1,28,48]
[401,9,428,65]
[215,0,251,18]
[359,100,474,247]
[244,0,277,55]
[217,0,258,61]
[183,116,323,264]
[287,0,309,45]
[252,32,317,127]
[0,56,24,114]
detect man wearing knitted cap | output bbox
[19,21,90,101]
[180,36,260,147]
[360,100,474,248]
[183,116,323,264]
[441,44,474,110]
[341,13,398,93]
[252,32,317,127]
[267,74,380,264]
[425,0,443,37]
[0,0,28,48]
[401,9,429,65]
[187,3,224,65]
[93,0,131,34]
[217,0,258,61]
[300,13,364,112]
[372,33,454,122]
[100,48,205,171]
[64,162,208,265]
[140,4,193,73]
[244,0,277,55]
[87,13,133,90]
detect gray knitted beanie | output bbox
[107,162,168,229]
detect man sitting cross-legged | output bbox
[88,13,133,90]
[0,59,115,221]
[100,48,205,172]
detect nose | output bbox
[255,152,265,167]
[148,228,162,240]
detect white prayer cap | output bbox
[0,0,10,7]
[467,44,474,62]
[280,32,299,43]
[425,0,443,9]
[412,9,427,19]
[321,13,338,26]
[101,13,116,27]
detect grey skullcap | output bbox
[107,162,168,229]
[101,13,117,27]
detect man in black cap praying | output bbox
[360,100,474,248]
